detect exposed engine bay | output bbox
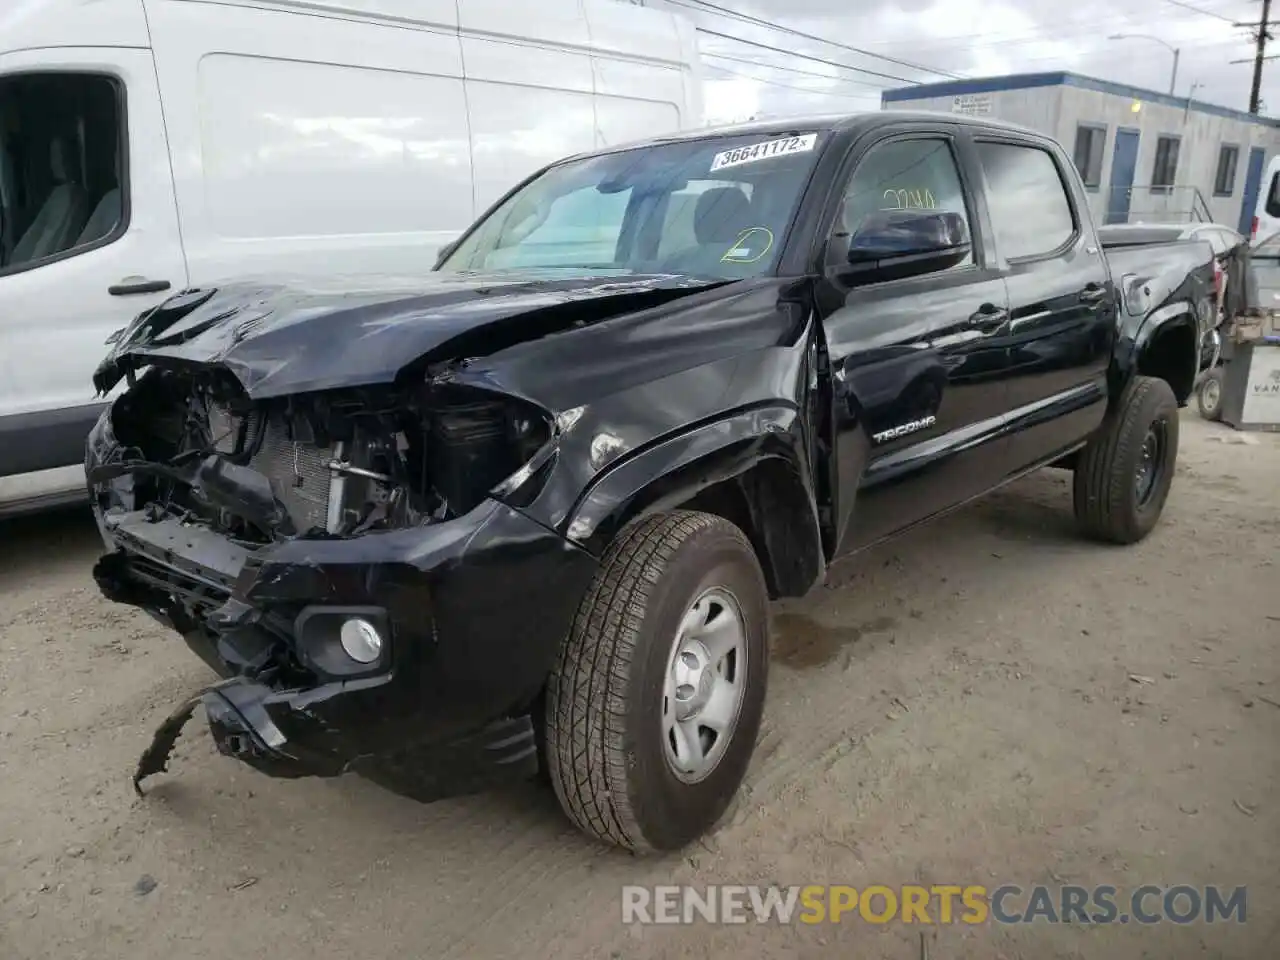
[92,364,552,548]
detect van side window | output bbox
[1266,172,1280,218]
[977,142,1076,260]
[0,73,125,274]
[835,137,974,272]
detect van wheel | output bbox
[545,511,768,852]
[1073,375,1179,545]
[1197,368,1224,421]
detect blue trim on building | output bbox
[881,71,1280,129]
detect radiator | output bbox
[208,406,337,533]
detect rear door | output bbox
[970,133,1115,472]
[815,123,1016,554]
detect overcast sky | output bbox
[642,0,1278,124]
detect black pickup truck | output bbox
[86,112,1215,853]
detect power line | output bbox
[696,26,922,85]
[667,0,961,79]
[1164,0,1244,21]
[829,5,1242,56]
[703,65,881,101]
[835,12,1153,52]
[702,52,888,88]
[969,36,1254,72]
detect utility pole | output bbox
[1235,0,1274,113]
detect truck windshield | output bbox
[438,131,828,280]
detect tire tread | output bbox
[545,510,751,852]
[1073,375,1177,544]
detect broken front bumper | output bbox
[89,424,597,802]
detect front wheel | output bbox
[1197,367,1225,421]
[545,511,769,852]
[1073,375,1179,545]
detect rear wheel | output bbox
[1073,375,1179,545]
[545,511,769,852]
[1197,367,1224,421]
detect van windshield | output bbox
[438,131,828,280]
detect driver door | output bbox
[817,127,1016,554]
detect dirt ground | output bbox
[2,411,1277,960]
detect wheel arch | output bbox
[1130,305,1201,406]
[564,406,826,599]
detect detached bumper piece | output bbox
[133,678,328,795]
[134,678,539,799]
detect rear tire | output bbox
[1197,367,1225,422]
[1073,375,1179,545]
[545,511,769,853]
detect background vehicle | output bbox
[1252,154,1280,247]
[88,112,1213,853]
[0,0,702,517]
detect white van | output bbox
[0,0,703,515]
[1252,155,1280,248]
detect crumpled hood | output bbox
[93,270,723,399]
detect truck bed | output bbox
[1101,238,1215,320]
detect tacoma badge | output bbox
[872,415,937,444]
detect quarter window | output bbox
[1072,124,1106,189]
[977,142,1075,260]
[0,72,126,275]
[1152,136,1180,194]
[1214,145,1239,197]
[836,137,973,272]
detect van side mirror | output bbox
[838,210,971,284]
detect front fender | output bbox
[562,405,825,596]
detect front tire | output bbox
[1197,367,1224,421]
[1073,375,1179,545]
[545,511,769,852]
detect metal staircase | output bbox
[1108,184,1215,224]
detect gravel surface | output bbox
[2,411,1277,959]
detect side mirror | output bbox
[433,239,459,270]
[839,210,971,284]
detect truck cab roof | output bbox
[565,110,1052,164]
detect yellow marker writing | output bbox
[720,226,775,264]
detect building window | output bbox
[1151,136,1180,194]
[1215,145,1239,197]
[1072,124,1106,189]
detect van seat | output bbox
[11,138,89,263]
[78,188,122,245]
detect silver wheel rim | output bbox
[1202,378,1220,410]
[661,586,748,784]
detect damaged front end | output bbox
[91,360,597,801]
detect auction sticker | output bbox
[710,133,818,172]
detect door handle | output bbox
[108,277,171,296]
[1079,283,1109,303]
[967,303,1008,333]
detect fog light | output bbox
[339,618,383,664]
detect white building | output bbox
[881,72,1280,236]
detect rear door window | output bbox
[976,142,1076,261]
